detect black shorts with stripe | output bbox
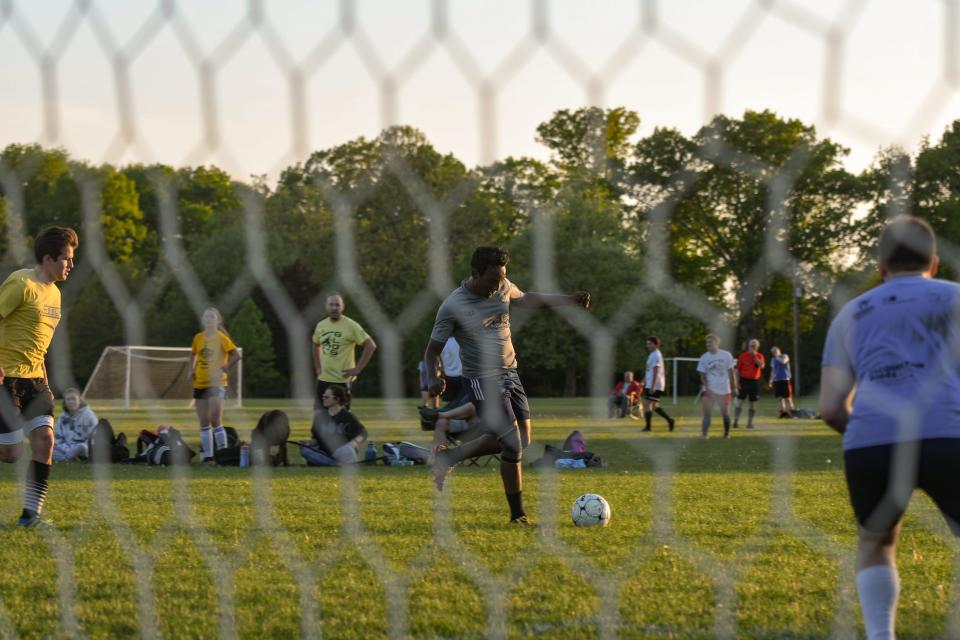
[0,377,55,439]
[465,370,531,427]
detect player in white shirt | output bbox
[641,336,675,432]
[696,334,738,439]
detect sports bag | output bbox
[89,419,130,463]
[382,441,431,465]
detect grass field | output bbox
[0,397,956,639]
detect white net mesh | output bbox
[0,1,958,638]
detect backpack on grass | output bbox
[88,419,130,463]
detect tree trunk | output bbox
[564,362,577,397]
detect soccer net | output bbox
[83,346,243,408]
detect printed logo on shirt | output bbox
[853,298,875,320]
[868,361,925,383]
[482,313,509,330]
[319,331,344,357]
[41,305,61,319]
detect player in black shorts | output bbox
[820,216,960,639]
[0,227,78,527]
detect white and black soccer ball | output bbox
[571,493,611,527]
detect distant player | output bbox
[820,216,960,640]
[696,334,737,439]
[733,339,764,429]
[439,337,464,404]
[641,336,675,432]
[768,346,794,418]
[189,307,241,463]
[0,226,77,527]
[423,246,590,525]
[312,292,377,418]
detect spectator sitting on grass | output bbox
[52,387,98,462]
[299,385,368,465]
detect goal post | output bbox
[82,346,243,408]
[669,357,701,405]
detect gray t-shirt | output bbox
[430,278,524,379]
[822,275,960,450]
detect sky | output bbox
[1,0,958,182]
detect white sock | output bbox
[200,426,213,458]
[856,564,899,640]
[213,425,227,450]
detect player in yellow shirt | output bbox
[312,292,376,420]
[189,307,241,463]
[0,227,78,527]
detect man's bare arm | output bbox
[818,366,856,434]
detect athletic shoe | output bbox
[419,406,440,431]
[746,424,754,429]
[509,515,535,526]
[641,427,651,433]
[17,514,52,528]
[201,457,217,466]
[723,432,731,439]
[668,419,676,432]
[700,433,709,440]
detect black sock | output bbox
[655,407,672,421]
[22,460,51,519]
[644,411,652,429]
[506,491,525,520]
[723,416,731,435]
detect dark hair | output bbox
[327,384,351,406]
[35,226,78,264]
[879,215,936,272]
[646,336,660,347]
[470,246,509,275]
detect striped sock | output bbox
[200,426,213,458]
[22,460,50,518]
[213,426,227,450]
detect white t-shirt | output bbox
[697,349,735,395]
[645,350,665,391]
[440,337,462,377]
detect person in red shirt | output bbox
[608,371,642,418]
[734,338,765,429]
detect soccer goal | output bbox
[82,346,243,408]
[669,357,702,405]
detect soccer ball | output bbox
[571,493,611,527]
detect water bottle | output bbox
[239,443,250,468]
[365,441,377,465]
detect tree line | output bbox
[0,107,954,398]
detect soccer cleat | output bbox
[509,515,535,526]
[723,432,731,439]
[17,514,52,528]
[668,419,676,432]
[641,427,651,433]
[419,406,440,431]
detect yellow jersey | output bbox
[0,269,61,378]
[312,315,370,383]
[191,330,237,389]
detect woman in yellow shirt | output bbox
[189,307,241,463]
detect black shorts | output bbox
[737,379,760,401]
[441,375,464,403]
[773,380,792,399]
[465,370,531,427]
[314,379,351,410]
[0,377,55,444]
[643,388,664,401]
[193,387,226,400]
[844,439,960,534]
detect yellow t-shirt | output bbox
[191,330,237,389]
[0,269,61,378]
[312,315,370,383]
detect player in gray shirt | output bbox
[423,246,590,525]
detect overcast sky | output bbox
[1,0,957,181]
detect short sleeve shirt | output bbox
[0,268,62,378]
[192,330,237,389]
[697,350,736,395]
[645,350,666,391]
[822,275,960,450]
[736,352,765,380]
[312,315,371,383]
[771,355,791,381]
[430,278,524,379]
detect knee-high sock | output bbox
[213,425,228,449]
[747,408,756,427]
[701,414,711,436]
[22,460,50,518]
[723,415,731,435]
[734,405,742,421]
[644,411,653,429]
[200,425,213,458]
[856,565,899,640]
[655,407,672,421]
[500,460,524,519]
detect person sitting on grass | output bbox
[299,385,368,465]
[52,387,98,462]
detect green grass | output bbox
[0,397,955,638]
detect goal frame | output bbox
[83,345,243,409]
[669,357,701,405]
